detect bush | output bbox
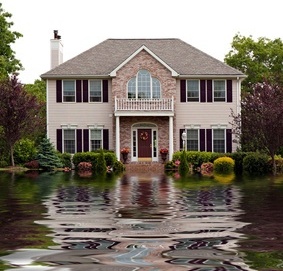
[14,138,37,165]
[112,160,125,173]
[95,149,107,174]
[24,160,40,169]
[78,162,92,172]
[243,153,271,175]
[58,152,72,168]
[201,162,214,176]
[213,156,235,174]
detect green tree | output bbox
[25,79,47,142]
[225,33,283,93]
[36,137,62,171]
[0,75,44,166]
[25,79,46,102]
[0,3,23,79]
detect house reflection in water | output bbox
[32,173,256,271]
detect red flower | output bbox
[160,148,168,154]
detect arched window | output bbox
[127,70,161,99]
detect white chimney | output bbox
[50,30,63,69]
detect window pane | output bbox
[64,130,75,153]
[152,78,161,98]
[90,80,101,102]
[63,80,75,102]
[214,80,225,102]
[187,129,199,151]
[213,129,225,152]
[138,70,151,98]
[128,78,136,98]
[187,80,199,102]
[90,129,102,150]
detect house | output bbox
[41,31,245,163]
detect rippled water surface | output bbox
[1,171,283,271]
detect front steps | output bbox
[124,162,165,173]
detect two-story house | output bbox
[41,31,245,163]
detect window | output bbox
[214,80,226,102]
[187,80,199,102]
[90,129,102,150]
[63,80,75,102]
[64,130,76,153]
[127,70,161,99]
[186,129,199,151]
[213,129,225,153]
[89,80,102,102]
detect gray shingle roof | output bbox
[41,38,245,78]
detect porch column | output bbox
[116,116,120,160]
[169,116,174,160]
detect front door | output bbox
[138,129,152,158]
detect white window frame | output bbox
[63,80,76,102]
[89,129,103,151]
[212,128,226,153]
[187,80,200,102]
[186,129,199,151]
[63,129,76,154]
[127,70,161,99]
[89,80,102,103]
[213,80,226,102]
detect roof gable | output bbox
[110,45,178,77]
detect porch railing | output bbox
[115,97,174,111]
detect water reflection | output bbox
[0,172,256,270]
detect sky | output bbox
[1,0,283,84]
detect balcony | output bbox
[114,97,174,116]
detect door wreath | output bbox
[140,131,149,141]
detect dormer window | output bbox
[127,70,161,99]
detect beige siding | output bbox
[175,79,240,152]
[47,80,114,150]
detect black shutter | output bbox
[200,80,206,102]
[200,129,205,151]
[103,129,109,150]
[76,80,82,103]
[227,80,232,103]
[83,129,89,152]
[76,129,82,152]
[180,80,186,102]
[180,129,185,150]
[103,80,108,103]
[56,129,63,152]
[206,129,212,152]
[56,80,62,103]
[207,80,212,102]
[83,80,88,102]
[226,129,232,153]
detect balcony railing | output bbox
[115,97,174,112]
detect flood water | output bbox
[0,171,283,271]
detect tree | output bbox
[225,34,283,93]
[25,79,47,143]
[230,81,283,175]
[36,137,62,171]
[0,3,23,79]
[0,75,44,166]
